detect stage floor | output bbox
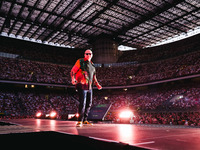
[1,119,200,150]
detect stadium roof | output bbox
[0,0,199,49]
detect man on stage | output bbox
[71,50,102,127]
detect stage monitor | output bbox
[88,104,111,121]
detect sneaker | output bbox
[83,121,93,125]
[76,121,83,127]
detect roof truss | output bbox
[0,0,199,48]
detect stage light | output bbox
[50,111,57,119]
[36,112,42,118]
[75,113,79,118]
[119,110,133,119]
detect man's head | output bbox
[84,49,93,61]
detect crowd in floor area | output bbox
[1,82,200,126]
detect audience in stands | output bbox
[131,112,200,126]
[0,82,200,126]
[0,35,200,126]
[0,50,200,86]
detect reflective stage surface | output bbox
[1,119,200,150]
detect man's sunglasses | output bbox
[85,53,92,55]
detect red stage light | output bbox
[119,110,133,119]
[50,111,57,118]
[36,112,42,118]
[75,113,79,118]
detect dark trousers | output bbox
[77,88,93,122]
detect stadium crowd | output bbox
[0,57,72,84]
[0,81,200,126]
[0,34,200,87]
[0,49,200,86]
[0,90,78,118]
[0,35,200,127]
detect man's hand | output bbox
[96,84,102,90]
[93,75,102,90]
[71,79,77,85]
